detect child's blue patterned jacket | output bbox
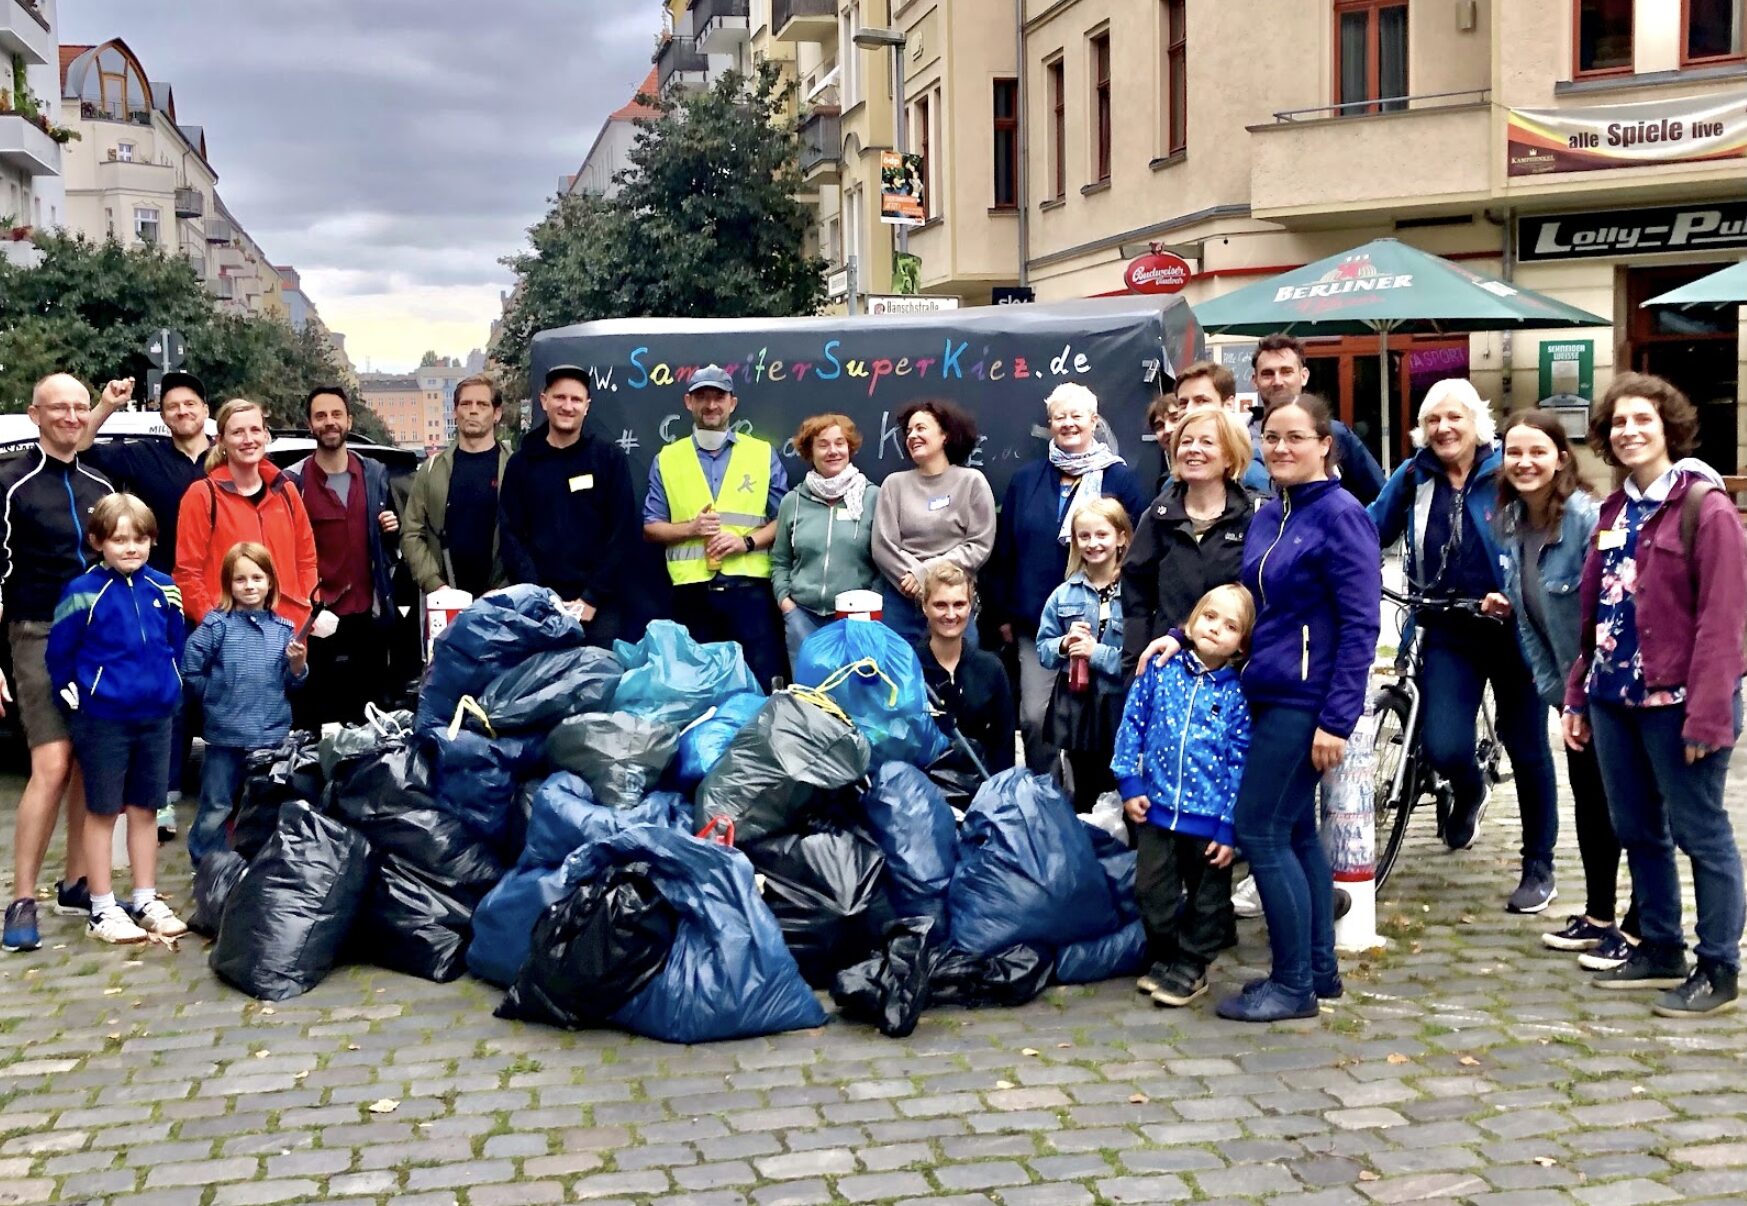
[1109,648,1250,847]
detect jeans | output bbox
[190,745,249,869]
[1566,736,1637,934]
[1232,705,1337,996]
[672,579,789,691]
[1015,637,1058,773]
[1421,634,1559,866]
[1135,824,1233,973]
[1589,698,1744,969]
[781,606,831,670]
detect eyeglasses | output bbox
[35,404,91,419]
[1261,431,1321,447]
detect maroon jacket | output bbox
[1564,469,1747,750]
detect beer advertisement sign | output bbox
[1507,90,1747,176]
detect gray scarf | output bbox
[1048,441,1124,544]
[804,464,869,521]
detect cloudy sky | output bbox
[62,0,658,371]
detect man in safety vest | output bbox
[643,365,790,689]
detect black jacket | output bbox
[498,426,639,607]
[917,640,1017,773]
[0,447,115,623]
[86,438,207,574]
[1120,479,1258,676]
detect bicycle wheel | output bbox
[1370,687,1418,891]
[1477,682,1508,784]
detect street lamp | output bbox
[853,26,910,261]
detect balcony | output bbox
[183,248,207,278]
[205,216,234,244]
[208,275,235,300]
[0,112,59,176]
[1248,90,1492,223]
[0,0,53,66]
[174,186,204,218]
[798,107,841,181]
[654,35,711,90]
[691,0,749,53]
[774,0,835,43]
[81,99,154,126]
[96,157,173,194]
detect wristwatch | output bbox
[743,534,756,553]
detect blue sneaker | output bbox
[1245,972,1343,1000]
[1543,914,1612,952]
[53,877,90,917]
[3,899,41,953]
[1217,979,1318,1022]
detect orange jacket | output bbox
[175,460,319,627]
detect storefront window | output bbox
[1575,0,1634,76]
[1685,0,1746,64]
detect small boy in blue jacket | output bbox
[1112,583,1253,1008]
[46,495,189,944]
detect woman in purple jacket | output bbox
[1562,372,1746,1018]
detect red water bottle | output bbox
[1067,653,1090,694]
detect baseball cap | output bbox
[686,365,735,395]
[543,364,590,390]
[158,370,206,403]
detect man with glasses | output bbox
[1,374,115,953]
[1252,334,1384,504]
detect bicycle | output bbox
[1368,587,1506,890]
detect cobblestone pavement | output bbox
[2,753,1745,1206]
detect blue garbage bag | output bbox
[861,764,957,926]
[1054,919,1148,984]
[426,728,545,849]
[671,693,766,792]
[475,646,621,732]
[465,774,689,986]
[558,826,826,1043]
[794,620,949,767]
[946,769,1114,957]
[417,585,587,737]
[612,620,763,728]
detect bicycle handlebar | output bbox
[1381,586,1494,618]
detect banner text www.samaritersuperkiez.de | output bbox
[621,339,1095,398]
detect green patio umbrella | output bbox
[1191,238,1609,467]
[1640,260,1747,308]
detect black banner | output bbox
[1517,201,1747,262]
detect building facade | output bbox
[359,373,427,452]
[1,0,65,264]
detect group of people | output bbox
[1,334,1740,1024]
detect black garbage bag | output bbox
[694,692,871,844]
[233,733,323,861]
[210,801,371,1001]
[923,748,984,813]
[188,850,248,938]
[495,863,679,1028]
[476,646,622,733]
[831,916,937,1039]
[927,942,1055,1009]
[319,708,414,780]
[743,828,891,988]
[546,713,680,810]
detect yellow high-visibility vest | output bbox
[656,435,773,584]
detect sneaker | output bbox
[1136,961,1172,997]
[1543,914,1614,952]
[1593,945,1688,990]
[134,897,187,939]
[157,802,178,844]
[1231,875,1263,919]
[53,877,91,917]
[1444,783,1490,851]
[1244,972,1344,1001]
[1578,929,1634,971]
[88,905,148,945]
[1151,964,1209,1008]
[1507,864,1558,915]
[1216,979,1319,1022]
[1652,962,1739,1018]
[2,899,40,953]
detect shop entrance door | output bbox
[1301,335,1471,469]
[1627,264,1741,474]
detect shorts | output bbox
[67,713,172,816]
[7,621,67,748]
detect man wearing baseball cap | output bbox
[643,364,789,689]
[498,365,640,647]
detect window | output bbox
[1091,33,1112,181]
[133,206,160,245]
[1047,57,1066,199]
[1575,0,1633,76]
[842,3,862,106]
[116,141,134,162]
[1335,0,1408,113]
[993,78,1019,209]
[1163,0,1186,154]
[916,93,932,218]
[1685,0,1746,64]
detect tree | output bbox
[494,61,826,377]
[0,232,369,435]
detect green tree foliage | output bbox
[0,232,380,438]
[494,62,826,377]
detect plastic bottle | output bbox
[1067,654,1090,694]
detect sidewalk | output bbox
[0,756,1743,1206]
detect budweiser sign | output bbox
[1125,251,1191,295]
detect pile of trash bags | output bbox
[192,590,1145,1042]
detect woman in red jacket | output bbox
[174,399,318,627]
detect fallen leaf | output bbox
[103,987,123,996]
[1056,1042,1071,1049]
[260,1006,276,1015]
[1021,1048,1040,1057]
[367,1099,399,1114]
[1459,915,1476,925]
[1459,1056,1481,1067]
[106,1033,120,1041]
[1385,1053,1410,1065]
[346,1043,360,1051]
[1129,1093,1149,1104]
[1534,1156,1558,1167]
[253,1050,270,1059]
[995,1079,1015,1089]
[51,944,65,951]
[1358,1170,1379,1182]
[1631,1085,1645,1095]
[293,1071,309,1080]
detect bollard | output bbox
[1321,707,1388,952]
[423,587,473,661]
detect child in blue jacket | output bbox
[180,541,308,869]
[46,495,189,944]
[1112,583,1254,1009]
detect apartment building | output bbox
[1,0,64,264]
[359,373,428,452]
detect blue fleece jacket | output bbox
[1241,478,1382,738]
[46,564,187,722]
[181,608,306,749]
[1110,649,1249,847]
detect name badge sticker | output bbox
[568,474,595,492]
[927,494,952,512]
[1597,528,1626,550]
